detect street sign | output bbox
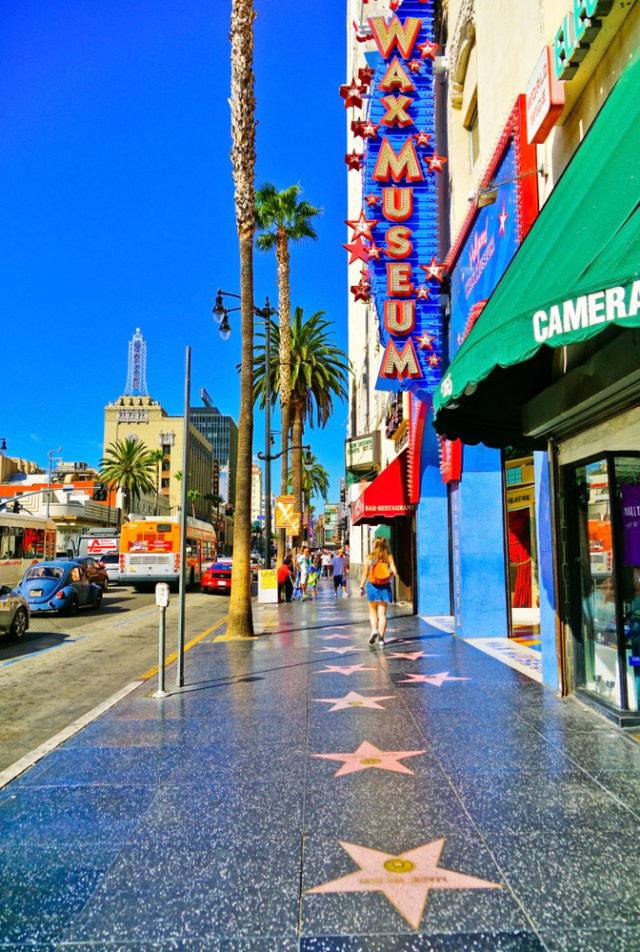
[275,495,295,528]
[87,538,118,553]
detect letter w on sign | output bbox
[275,496,296,529]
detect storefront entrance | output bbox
[567,454,640,719]
[503,453,540,646]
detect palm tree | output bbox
[148,448,164,515]
[253,308,350,546]
[255,183,321,562]
[99,438,155,520]
[187,489,200,519]
[227,0,257,638]
[289,455,330,543]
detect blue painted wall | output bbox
[416,414,451,616]
[535,451,559,690]
[453,444,508,638]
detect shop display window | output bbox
[569,455,640,712]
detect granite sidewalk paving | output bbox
[2,579,640,951]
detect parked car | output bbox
[201,561,232,595]
[0,586,30,639]
[15,561,103,616]
[71,556,109,591]
[98,552,120,584]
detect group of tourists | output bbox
[276,546,350,602]
[275,536,398,646]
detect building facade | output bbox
[346,0,640,725]
[189,404,239,507]
[103,396,213,522]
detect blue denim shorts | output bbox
[366,580,392,603]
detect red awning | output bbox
[351,450,416,526]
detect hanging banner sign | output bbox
[275,495,296,529]
[343,0,444,394]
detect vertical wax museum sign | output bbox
[342,0,444,393]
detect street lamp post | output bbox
[213,289,277,569]
[46,447,62,519]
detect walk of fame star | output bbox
[316,664,377,676]
[318,634,354,640]
[386,650,438,660]
[313,691,395,712]
[316,646,360,655]
[307,838,501,930]
[398,671,470,687]
[312,740,427,776]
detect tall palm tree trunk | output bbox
[276,234,291,565]
[227,0,256,638]
[291,402,304,550]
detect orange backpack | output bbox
[368,559,391,586]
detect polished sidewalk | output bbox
[2,580,640,951]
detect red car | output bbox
[201,561,232,595]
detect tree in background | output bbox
[100,438,155,521]
[148,448,165,516]
[187,489,200,519]
[253,308,350,548]
[227,0,257,638]
[255,183,321,563]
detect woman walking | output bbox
[359,537,397,646]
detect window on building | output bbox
[466,97,479,170]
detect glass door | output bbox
[612,456,640,712]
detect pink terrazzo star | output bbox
[307,838,501,930]
[398,671,470,687]
[313,691,395,712]
[316,664,377,676]
[318,634,354,641]
[312,740,427,776]
[387,651,438,661]
[316,646,361,655]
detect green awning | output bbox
[433,45,640,446]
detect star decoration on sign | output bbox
[316,645,360,655]
[316,664,377,676]
[343,236,370,265]
[351,277,371,303]
[427,151,448,174]
[415,283,431,301]
[358,66,374,87]
[307,838,502,930]
[413,130,432,148]
[351,119,366,139]
[345,151,363,172]
[362,121,379,140]
[387,650,438,660]
[398,671,470,687]
[420,257,447,283]
[499,202,509,236]
[408,59,422,74]
[364,193,380,207]
[312,740,427,776]
[427,353,442,368]
[339,80,365,109]
[367,243,382,261]
[415,331,435,352]
[416,38,439,60]
[313,691,395,712]
[345,209,379,242]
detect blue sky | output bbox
[1,0,349,504]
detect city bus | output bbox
[0,512,57,588]
[118,515,217,588]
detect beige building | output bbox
[103,396,213,522]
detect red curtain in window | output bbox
[508,508,532,608]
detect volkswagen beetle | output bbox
[15,561,103,616]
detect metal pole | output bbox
[177,345,191,688]
[264,300,272,570]
[154,607,170,698]
[46,447,62,519]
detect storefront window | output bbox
[502,452,539,640]
[570,456,640,712]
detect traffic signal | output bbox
[94,482,107,501]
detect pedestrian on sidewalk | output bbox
[308,565,318,600]
[331,548,348,598]
[296,546,311,600]
[321,550,331,578]
[277,555,293,603]
[359,537,397,646]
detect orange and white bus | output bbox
[0,512,57,588]
[119,515,217,588]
